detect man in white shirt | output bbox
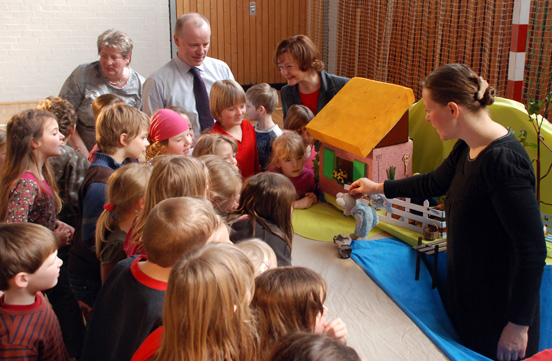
[143,13,235,140]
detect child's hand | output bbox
[293,196,314,209]
[305,192,318,205]
[323,317,348,344]
[54,220,74,247]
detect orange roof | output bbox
[306,77,415,157]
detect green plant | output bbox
[386,166,396,180]
[516,91,552,205]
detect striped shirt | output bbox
[0,292,69,361]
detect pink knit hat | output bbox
[149,109,190,142]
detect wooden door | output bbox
[176,0,308,85]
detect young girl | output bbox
[200,155,242,216]
[270,132,318,209]
[209,79,259,178]
[192,133,239,171]
[95,163,152,282]
[131,243,259,361]
[236,238,278,276]
[230,172,296,267]
[284,104,317,171]
[252,267,348,361]
[146,109,194,160]
[0,109,73,246]
[124,155,209,257]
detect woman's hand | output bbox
[323,317,348,344]
[349,178,384,199]
[496,322,529,361]
[54,220,74,247]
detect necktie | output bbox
[189,67,214,132]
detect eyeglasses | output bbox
[99,53,125,63]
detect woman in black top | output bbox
[350,64,547,361]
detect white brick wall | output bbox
[0,0,171,102]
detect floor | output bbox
[291,234,449,361]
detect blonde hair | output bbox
[0,109,61,221]
[269,132,305,170]
[92,94,125,120]
[130,155,209,248]
[192,133,238,157]
[95,104,150,155]
[209,79,246,122]
[284,104,314,130]
[155,243,258,361]
[236,238,277,276]
[95,163,152,259]
[252,267,327,361]
[245,83,279,114]
[143,197,220,268]
[200,155,242,215]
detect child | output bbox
[37,96,91,229]
[82,197,222,361]
[200,154,242,216]
[68,104,150,316]
[0,222,69,361]
[209,79,259,178]
[0,109,73,245]
[87,94,126,162]
[236,238,278,276]
[0,128,6,173]
[125,155,209,257]
[252,267,348,361]
[269,332,361,361]
[270,132,318,209]
[132,243,259,361]
[284,104,317,171]
[95,163,152,282]
[146,109,194,160]
[245,83,283,170]
[192,133,239,171]
[230,172,296,266]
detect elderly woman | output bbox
[59,29,145,155]
[273,35,349,119]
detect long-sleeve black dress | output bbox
[384,134,546,359]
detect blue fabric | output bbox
[540,265,552,349]
[351,238,552,359]
[351,238,491,361]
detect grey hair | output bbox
[175,13,211,36]
[97,29,133,59]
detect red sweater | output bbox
[210,121,260,179]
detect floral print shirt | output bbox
[6,172,56,230]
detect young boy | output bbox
[81,197,225,361]
[0,222,69,361]
[67,104,150,317]
[245,83,283,171]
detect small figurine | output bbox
[333,234,353,259]
[335,192,379,240]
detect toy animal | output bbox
[335,192,379,240]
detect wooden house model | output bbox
[306,77,416,196]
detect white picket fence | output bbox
[360,195,447,238]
